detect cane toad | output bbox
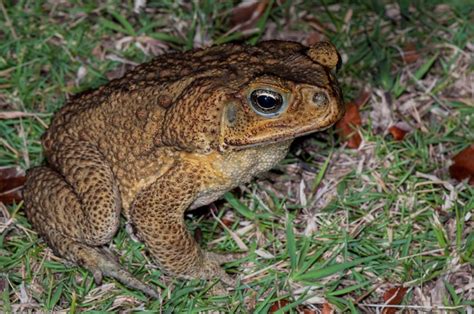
[23,40,344,297]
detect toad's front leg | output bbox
[130,162,237,286]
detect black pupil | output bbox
[250,90,283,115]
[257,95,277,109]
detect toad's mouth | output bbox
[222,120,340,151]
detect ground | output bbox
[0,1,473,312]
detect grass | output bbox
[1,0,473,312]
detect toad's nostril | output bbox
[312,91,329,107]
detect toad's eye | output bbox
[249,89,286,117]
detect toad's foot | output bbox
[76,244,160,299]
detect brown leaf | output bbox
[388,125,408,141]
[0,187,23,205]
[336,102,362,149]
[221,217,234,227]
[0,167,25,205]
[0,167,26,192]
[449,144,474,185]
[322,302,334,314]
[230,1,269,30]
[382,286,408,314]
[402,42,420,64]
[269,299,290,313]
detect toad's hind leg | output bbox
[23,165,159,298]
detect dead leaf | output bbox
[269,299,290,313]
[230,0,269,30]
[401,42,420,64]
[0,167,25,205]
[221,217,234,227]
[382,286,408,314]
[0,187,22,205]
[336,102,362,149]
[322,302,334,314]
[388,125,408,141]
[0,167,25,192]
[449,144,474,185]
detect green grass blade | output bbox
[294,254,383,281]
[413,53,439,80]
[2,283,12,313]
[311,150,333,192]
[224,192,256,220]
[254,289,276,312]
[248,0,274,45]
[286,214,297,272]
[109,11,136,36]
[297,244,331,275]
[149,32,185,45]
[47,282,64,310]
[100,18,132,36]
[327,281,371,296]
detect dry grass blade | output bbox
[0,111,49,119]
